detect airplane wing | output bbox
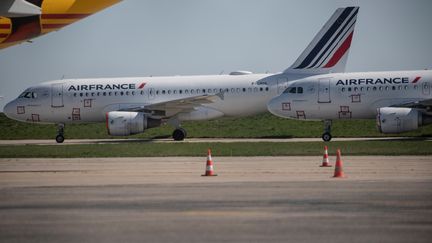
[119,93,225,118]
[390,99,432,110]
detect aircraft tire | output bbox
[172,128,186,141]
[56,135,65,143]
[322,132,332,142]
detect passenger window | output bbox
[367,87,370,91]
[265,87,269,91]
[354,87,358,92]
[373,87,377,91]
[348,87,352,92]
[392,86,396,90]
[341,88,345,92]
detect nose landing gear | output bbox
[322,120,332,142]
[56,123,65,143]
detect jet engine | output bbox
[377,107,432,134]
[106,111,161,136]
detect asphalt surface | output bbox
[0,156,431,243]
[1,136,430,145]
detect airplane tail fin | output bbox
[284,7,359,75]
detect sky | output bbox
[0,0,431,110]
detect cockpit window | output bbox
[284,87,297,94]
[283,87,303,94]
[19,92,37,99]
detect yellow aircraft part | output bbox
[0,0,121,49]
[0,17,12,42]
[40,0,122,34]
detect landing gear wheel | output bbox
[56,135,65,143]
[172,128,187,141]
[322,132,332,142]
[56,123,65,143]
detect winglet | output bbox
[284,7,359,75]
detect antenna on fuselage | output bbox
[61,75,65,80]
[219,70,224,75]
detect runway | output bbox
[1,136,430,146]
[0,156,431,242]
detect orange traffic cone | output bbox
[202,149,217,176]
[333,149,345,178]
[320,145,332,167]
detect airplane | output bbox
[0,0,122,49]
[3,7,360,143]
[267,70,432,141]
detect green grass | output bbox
[1,113,432,140]
[0,141,431,158]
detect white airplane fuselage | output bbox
[4,73,292,124]
[268,70,432,120]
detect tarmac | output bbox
[0,156,431,242]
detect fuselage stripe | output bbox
[41,14,91,19]
[309,9,358,68]
[323,32,353,68]
[294,7,355,69]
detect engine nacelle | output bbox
[106,111,161,136]
[377,107,432,134]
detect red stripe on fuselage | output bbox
[138,83,146,89]
[0,24,11,29]
[41,14,91,19]
[41,24,70,29]
[412,76,421,83]
[323,32,354,68]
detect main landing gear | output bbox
[172,128,187,141]
[322,120,332,142]
[56,123,65,143]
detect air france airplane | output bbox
[268,71,432,141]
[3,7,360,143]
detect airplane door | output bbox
[51,83,64,107]
[318,78,331,103]
[277,78,288,94]
[422,82,430,96]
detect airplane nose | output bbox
[3,101,16,119]
[267,96,287,118]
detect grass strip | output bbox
[0,141,431,158]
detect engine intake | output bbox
[106,111,161,136]
[376,107,432,134]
